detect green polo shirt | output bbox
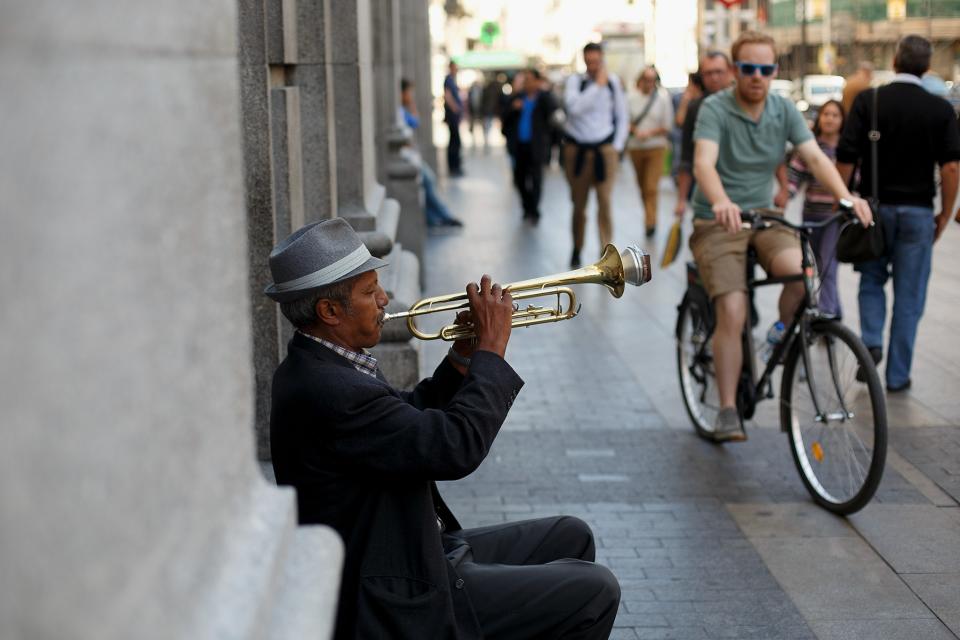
[691,88,813,219]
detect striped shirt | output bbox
[297,331,379,378]
[788,139,838,219]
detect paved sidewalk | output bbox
[420,145,960,640]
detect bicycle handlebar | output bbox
[739,203,861,232]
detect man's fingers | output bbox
[479,274,492,296]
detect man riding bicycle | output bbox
[690,31,872,442]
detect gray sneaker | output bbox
[713,407,747,442]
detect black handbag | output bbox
[836,88,886,264]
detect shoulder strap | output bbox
[632,91,657,128]
[868,88,880,206]
[580,75,619,128]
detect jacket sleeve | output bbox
[398,356,466,409]
[836,91,867,165]
[315,350,524,481]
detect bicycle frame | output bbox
[686,208,859,427]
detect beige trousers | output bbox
[628,146,666,229]
[564,143,619,252]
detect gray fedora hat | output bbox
[264,218,388,303]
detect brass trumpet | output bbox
[383,244,652,341]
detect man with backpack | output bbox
[562,42,628,268]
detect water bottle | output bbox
[760,320,785,364]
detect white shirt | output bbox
[891,72,922,86]
[563,73,629,151]
[625,88,674,151]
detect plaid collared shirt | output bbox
[298,331,379,378]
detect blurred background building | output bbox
[698,0,960,80]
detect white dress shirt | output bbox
[563,73,629,151]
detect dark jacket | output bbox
[837,80,960,207]
[270,333,524,639]
[501,90,557,162]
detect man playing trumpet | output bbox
[266,218,620,640]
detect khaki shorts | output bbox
[689,218,799,299]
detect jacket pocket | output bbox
[357,575,450,639]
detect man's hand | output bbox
[713,199,742,233]
[935,211,950,242]
[674,199,687,218]
[595,67,609,87]
[465,274,513,358]
[847,196,873,227]
[773,186,790,209]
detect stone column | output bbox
[400,0,438,173]
[0,2,340,638]
[329,0,421,388]
[329,0,384,231]
[373,0,426,272]
[371,0,403,183]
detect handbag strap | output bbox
[868,88,880,208]
[632,92,657,129]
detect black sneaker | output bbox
[856,347,883,383]
[645,226,656,238]
[887,379,911,393]
[570,249,581,269]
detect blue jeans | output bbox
[857,204,935,388]
[421,163,455,226]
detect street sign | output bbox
[480,21,500,45]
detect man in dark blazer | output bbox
[265,219,620,640]
[502,68,558,224]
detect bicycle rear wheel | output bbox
[677,297,721,440]
[780,320,887,515]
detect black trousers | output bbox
[447,120,462,173]
[513,142,543,219]
[447,516,620,640]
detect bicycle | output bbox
[675,206,887,515]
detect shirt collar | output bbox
[891,73,922,86]
[297,330,379,378]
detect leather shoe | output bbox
[887,379,911,393]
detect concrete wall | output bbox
[0,2,340,638]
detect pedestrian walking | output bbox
[502,68,558,224]
[671,72,704,180]
[786,99,846,318]
[837,35,960,392]
[562,42,628,268]
[627,66,674,238]
[675,51,734,217]
[443,60,465,177]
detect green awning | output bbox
[452,50,527,70]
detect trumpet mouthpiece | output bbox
[621,246,652,287]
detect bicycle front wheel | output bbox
[677,297,721,440]
[780,320,887,515]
